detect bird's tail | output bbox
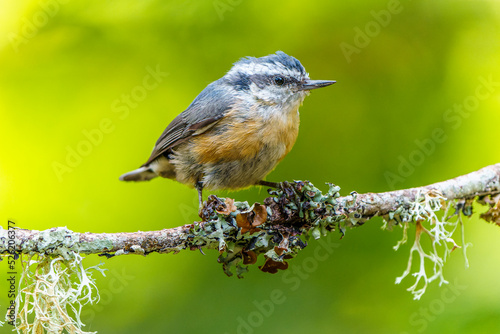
[119,167,158,182]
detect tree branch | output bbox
[1,163,499,276]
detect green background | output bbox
[1,0,500,333]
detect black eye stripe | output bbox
[242,74,301,88]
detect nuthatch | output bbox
[120,51,335,207]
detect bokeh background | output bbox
[1,0,500,333]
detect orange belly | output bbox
[192,109,300,164]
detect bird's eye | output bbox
[274,76,285,86]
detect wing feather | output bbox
[142,79,234,166]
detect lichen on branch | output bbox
[7,253,105,333]
[0,163,499,309]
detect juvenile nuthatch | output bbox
[120,51,335,207]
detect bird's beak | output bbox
[301,79,336,90]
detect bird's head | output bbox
[225,51,335,112]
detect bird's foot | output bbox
[259,180,307,209]
[198,194,227,221]
[258,180,303,197]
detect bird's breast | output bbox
[259,108,300,161]
[191,107,300,164]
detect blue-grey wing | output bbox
[142,79,234,166]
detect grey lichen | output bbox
[0,163,497,316]
[1,164,499,334]
[78,238,114,255]
[188,181,349,277]
[382,190,482,299]
[19,227,80,260]
[9,253,105,333]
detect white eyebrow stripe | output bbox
[227,62,306,79]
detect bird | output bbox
[119,51,335,209]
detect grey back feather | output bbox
[142,79,235,166]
